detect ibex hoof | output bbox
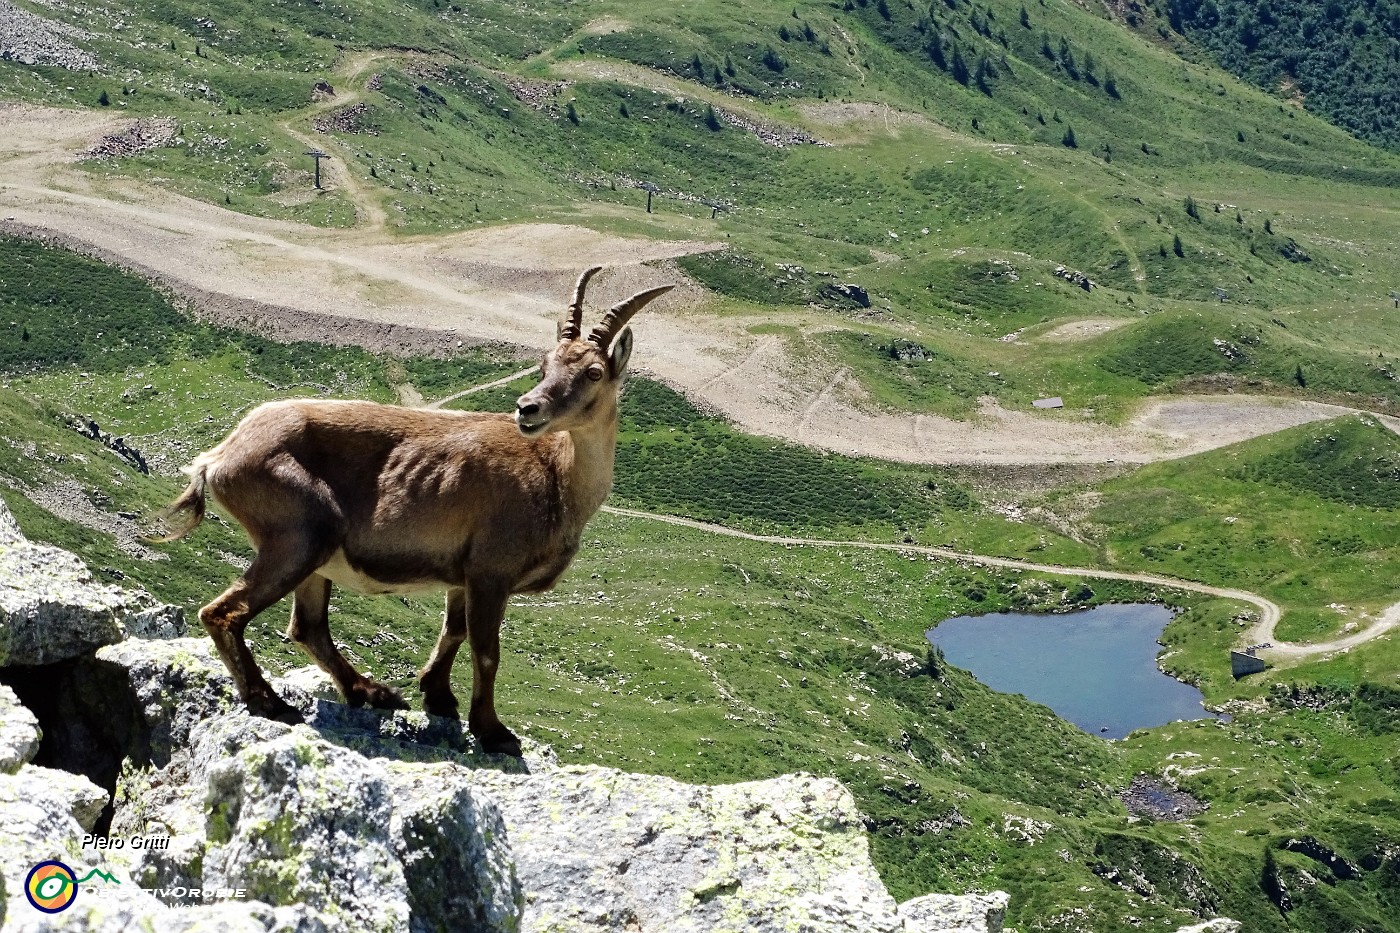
[474,725,523,758]
[422,693,460,720]
[248,693,304,725]
[352,680,411,711]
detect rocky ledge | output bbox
[0,496,1009,932]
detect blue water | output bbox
[926,603,1219,739]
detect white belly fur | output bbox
[317,550,444,596]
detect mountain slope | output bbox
[4,4,1400,931]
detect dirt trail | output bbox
[428,365,540,409]
[797,367,848,442]
[795,101,980,145]
[698,335,781,393]
[1037,318,1134,342]
[601,506,1397,662]
[547,59,804,138]
[0,101,1394,467]
[277,52,390,230]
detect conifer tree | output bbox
[951,46,970,85]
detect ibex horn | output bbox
[560,266,604,341]
[587,284,676,347]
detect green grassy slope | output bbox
[1026,415,1400,692]
[4,0,1399,425]
[3,235,1400,932]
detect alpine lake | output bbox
[926,603,1223,739]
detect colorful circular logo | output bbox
[25,861,77,913]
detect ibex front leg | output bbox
[419,587,467,719]
[466,582,521,756]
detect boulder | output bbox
[0,715,333,933]
[0,507,130,666]
[123,605,187,641]
[473,766,907,933]
[898,892,1009,932]
[95,638,243,765]
[199,723,413,933]
[0,496,184,666]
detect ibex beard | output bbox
[162,267,672,756]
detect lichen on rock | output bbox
[386,762,524,933]
[200,724,410,933]
[467,764,947,933]
[898,892,1010,932]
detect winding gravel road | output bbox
[600,506,1398,664]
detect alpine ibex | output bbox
[162,268,672,755]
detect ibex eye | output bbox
[586,365,605,381]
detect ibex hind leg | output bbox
[200,540,329,724]
[289,575,408,711]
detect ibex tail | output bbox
[157,463,209,542]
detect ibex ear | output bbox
[556,319,567,342]
[609,327,634,376]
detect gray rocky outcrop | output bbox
[71,417,150,473]
[0,498,129,665]
[0,684,39,774]
[1052,264,1096,291]
[475,765,901,932]
[1281,835,1360,881]
[821,281,872,308]
[0,613,1015,931]
[1172,921,1241,933]
[897,893,1009,932]
[88,642,1002,932]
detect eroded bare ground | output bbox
[794,101,977,144]
[1,102,1394,467]
[1034,317,1135,342]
